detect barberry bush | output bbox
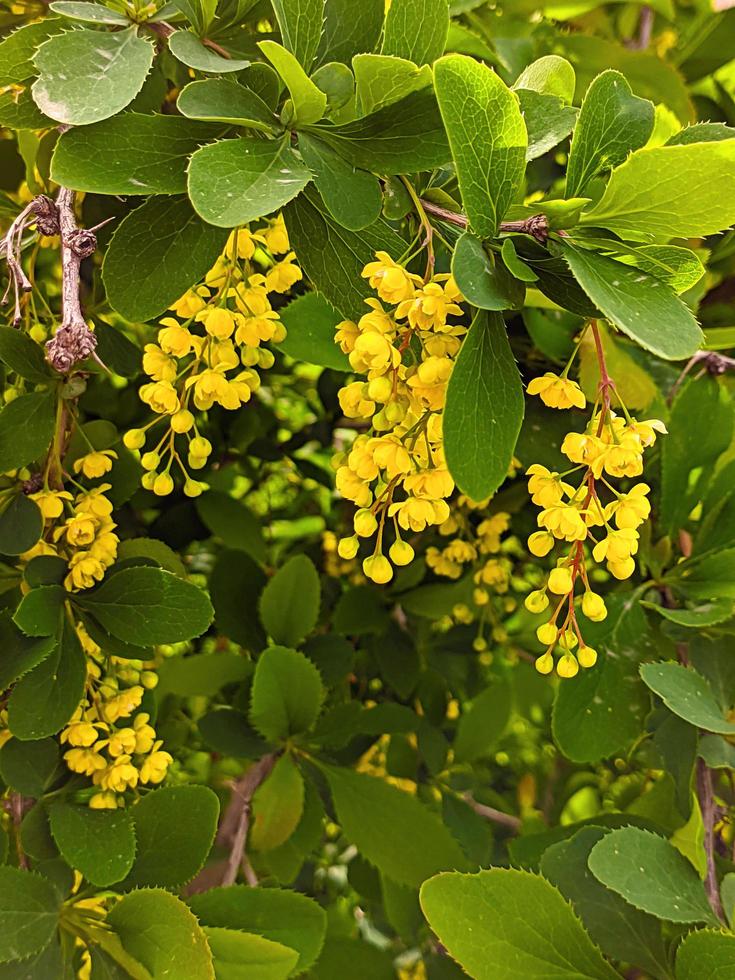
[2,0,735,976]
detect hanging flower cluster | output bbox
[26,479,119,591]
[524,324,665,678]
[332,252,466,583]
[61,623,171,808]
[124,216,298,496]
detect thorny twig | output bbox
[218,752,280,887]
[668,350,735,404]
[463,792,522,832]
[697,759,726,923]
[0,195,58,324]
[418,198,549,244]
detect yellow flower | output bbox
[234,310,280,347]
[581,591,607,622]
[61,720,100,747]
[101,727,137,757]
[75,486,114,519]
[95,755,139,792]
[538,503,588,541]
[349,331,400,374]
[142,344,177,382]
[335,319,359,354]
[610,484,651,529]
[101,686,144,723]
[65,747,106,776]
[233,277,271,316]
[526,464,573,507]
[89,791,119,809]
[359,298,396,335]
[527,373,586,410]
[403,468,454,500]
[527,530,555,556]
[226,227,265,260]
[139,743,173,784]
[158,319,199,357]
[59,513,97,548]
[370,436,412,479]
[140,381,179,415]
[395,281,463,331]
[389,496,449,531]
[265,252,302,293]
[31,489,72,520]
[362,251,420,304]
[65,553,106,591]
[261,215,289,255]
[73,450,117,480]
[169,288,208,317]
[196,306,236,339]
[561,431,605,469]
[602,436,644,479]
[133,713,157,754]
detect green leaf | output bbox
[259,554,321,647]
[322,765,466,888]
[276,292,350,371]
[672,548,735,601]
[420,868,619,980]
[0,614,55,690]
[202,928,297,980]
[259,40,326,126]
[0,738,58,797]
[74,566,213,646]
[517,89,577,162]
[107,889,214,979]
[309,937,394,980]
[616,244,705,295]
[188,136,311,228]
[49,2,129,23]
[177,79,278,132]
[0,327,52,383]
[513,55,576,103]
[283,187,407,319]
[8,617,86,740]
[249,645,324,741]
[540,828,670,980]
[189,885,327,974]
[0,390,56,473]
[123,786,219,889]
[117,538,185,577]
[311,86,450,175]
[587,827,717,924]
[454,679,512,763]
[102,195,228,322]
[559,240,702,360]
[676,929,735,978]
[316,0,383,65]
[381,0,449,66]
[0,494,42,557]
[452,232,524,310]
[94,323,143,378]
[434,54,526,238]
[198,708,268,758]
[168,30,249,73]
[272,0,323,71]
[0,87,53,130]
[32,27,154,126]
[48,804,135,887]
[565,70,654,198]
[667,122,735,145]
[640,662,735,735]
[52,113,222,195]
[699,734,735,770]
[0,20,62,87]
[209,549,267,651]
[157,651,250,697]
[352,54,432,115]
[196,491,266,562]
[250,753,305,851]
[443,310,524,501]
[298,134,381,231]
[580,141,735,242]
[13,585,64,637]
[0,867,60,964]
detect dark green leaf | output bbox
[516,89,577,161]
[0,867,60,964]
[0,494,42,557]
[249,645,324,741]
[158,651,250,697]
[94,323,142,378]
[258,554,321,647]
[48,804,135,887]
[13,585,64,637]
[0,738,58,797]
[298,134,382,231]
[250,752,304,850]
[198,708,269,757]
[454,679,512,763]
[452,232,524,310]
[0,327,53,383]
[209,549,267,650]
[0,613,55,690]
[196,491,266,562]
[0,20,62,87]
[276,292,350,371]
[316,0,383,65]
[0,390,56,474]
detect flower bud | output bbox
[524,589,549,614]
[557,654,579,678]
[183,478,205,498]
[337,536,359,560]
[535,652,554,675]
[171,409,194,434]
[528,531,554,557]
[189,436,212,458]
[124,428,146,450]
[581,591,607,622]
[153,472,174,496]
[578,645,598,668]
[472,636,487,652]
[353,508,378,537]
[141,451,160,471]
[389,539,414,566]
[366,375,393,403]
[536,622,558,646]
[188,454,207,470]
[363,554,393,584]
[140,670,159,689]
[141,471,157,490]
[548,566,573,595]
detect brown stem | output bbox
[419,199,549,243]
[697,759,725,923]
[218,752,279,887]
[5,792,29,869]
[463,793,522,832]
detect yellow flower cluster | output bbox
[61,623,171,808]
[333,252,466,583]
[25,481,119,591]
[524,350,665,678]
[125,216,298,497]
[429,499,516,651]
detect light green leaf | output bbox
[48,804,135,887]
[322,765,466,887]
[588,827,717,924]
[434,54,526,238]
[352,53,432,115]
[311,86,450,175]
[454,679,512,763]
[249,645,324,741]
[32,27,154,126]
[559,240,702,360]
[0,390,57,474]
[49,2,129,23]
[107,890,214,979]
[168,30,250,73]
[258,40,326,126]
[0,19,62,87]
[298,134,382,231]
[276,292,350,371]
[676,930,735,980]
[540,828,670,980]
[188,136,312,228]
[514,55,575,103]
[517,89,577,161]
[0,867,60,964]
[250,753,304,851]
[667,122,735,146]
[643,600,735,629]
[177,79,278,132]
[420,868,619,980]
[52,113,222,195]
[615,244,705,294]
[640,662,735,735]
[580,141,735,242]
[565,70,654,198]
[272,0,323,71]
[443,310,524,501]
[196,491,266,562]
[0,87,53,130]
[381,0,449,66]
[203,928,297,980]
[102,195,228,322]
[189,885,327,974]
[123,786,219,889]
[258,554,321,647]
